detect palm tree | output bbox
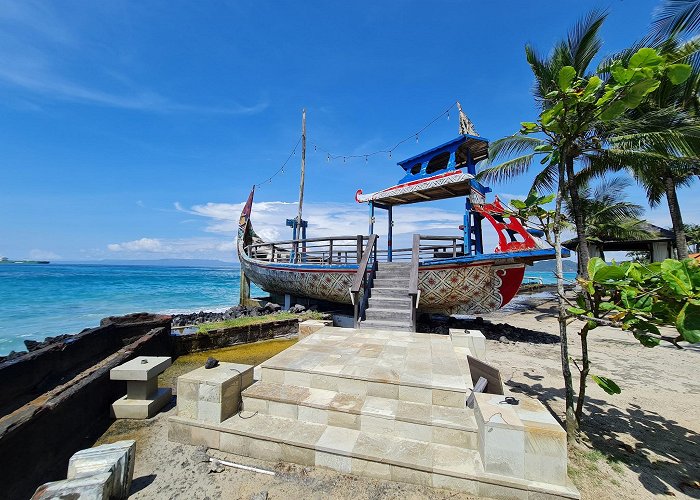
[587,34,700,259]
[566,177,651,261]
[479,11,608,277]
[684,223,700,252]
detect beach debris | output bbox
[467,376,488,408]
[32,472,114,500]
[192,445,209,463]
[251,491,269,500]
[205,357,220,369]
[210,457,276,476]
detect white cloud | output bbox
[108,238,162,252]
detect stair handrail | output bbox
[408,234,420,332]
[351,234,378,328]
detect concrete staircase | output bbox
[168,327,580,499]
[362,262,414,331]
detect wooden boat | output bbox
[237,114,560,327]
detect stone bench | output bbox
[110,356,172,419]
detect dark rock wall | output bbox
[0,326,171,500]
[171,318,299,356]
[0,313,171,416]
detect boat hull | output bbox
[239,251,529,315]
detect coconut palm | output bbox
[479,11,609,277]
[565,177,651,261]
[685,223,700,252]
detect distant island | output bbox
[0,257,50,265]
[59,258,239,268]
[528,259,578,273]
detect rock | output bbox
[192,446,209,463]
[289,304,306,314]
[205,357,219,369]
[499,335,509,343]
[251,491,269,500]
[263,302,282,313]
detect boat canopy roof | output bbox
[355,134,490,206]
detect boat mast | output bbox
[297,109,306,230]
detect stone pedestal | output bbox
[177,362,254,424]
[110,356,172,419]
[298,319,333,340]
[474,393,568,486]
[449,329,486,359]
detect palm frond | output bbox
[477,154,536,184]
[488,135,544,162]
[569,10,608,73]
[651,0,700,40]
[530,162,559,193]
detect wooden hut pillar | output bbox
[387,205,393,262]
[368,202,375,235]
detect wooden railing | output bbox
[245,235,369,264]
[408,234,420,332]
[350,234,378,328]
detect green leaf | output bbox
[629,48,663,69]
[510,199,526,209]
[633,330,661,347]
[610,63,635,85]
[600,101,627,121]
[540,101,563,127]
[533,144,553,152]
[622,79,661,108]
[520,122,538,132]
[588,257,607,279]
[592,262,627,282]
[667,64,692,85]
[558,66,577,91]
[596,88,616,106]
[567,307,586,315]
[661,259,693,296]
[591,375,621,395]
[676,302,700,343]
[582,75,602,97]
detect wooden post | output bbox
[296,109,306,263]
[387,205,393,263]
[357,235,363,263]
[239,270,251,305]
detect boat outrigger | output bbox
[237,108,560,330]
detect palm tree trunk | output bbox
[664,176,689,260]
[566,157,590,277]
[556,156,578,441]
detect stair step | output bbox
[371,287,410,298]
[365,308,412,322]
[374,278,410,287]
[169,413,494,492]
[360,319,413,331]
[242,381,477,447]
[368,296,412,307]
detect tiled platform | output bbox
[168,327,580,500]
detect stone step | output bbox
[241,381,477,448]
[168,414,580,500]
[374,278,410,288]
[375,269,410,278]
[378,263,411,270]
[364,308,412,322]
[371,287,410,298]
[368,296,412,307]
[258,367,466,409]
[360,319,413,331]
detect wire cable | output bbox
[254,135,303,188]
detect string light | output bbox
[312,101,457,164]
[254,135,302,189]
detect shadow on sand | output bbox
[506,379,700,498]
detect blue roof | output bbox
[397,134,488,170]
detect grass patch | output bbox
[196,311,325,333]
[160,337,299,388]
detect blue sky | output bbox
[1,0,696,262]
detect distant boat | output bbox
[0,257,50,264]
[237,107,566,329]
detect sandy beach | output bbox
[95,295,700,499]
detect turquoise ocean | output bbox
[0,263,569,356]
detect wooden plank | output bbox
[466,376,488,408]
[467,356,504,395]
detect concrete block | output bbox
[176,362,254,424]
[110,356,171,381]
[32,472,114,500]
[67,440,136,499]
[111,387,172,419]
